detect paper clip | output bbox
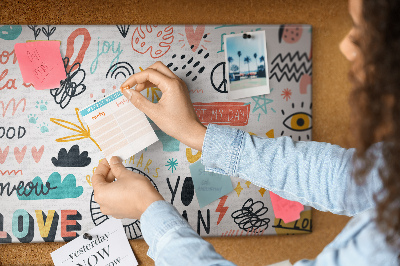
[83,233,96,241]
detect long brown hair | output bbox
[349,0,400,253]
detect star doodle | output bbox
[251,91,274,114]
[281,88,292,101]
[234,182,243,197]
[165,158,178,173]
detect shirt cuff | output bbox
[201,124,245,176]
[140,200,192,260]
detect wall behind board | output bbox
[0,0,352,265]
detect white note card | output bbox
[51,218,138,266]
[80,90,158,162]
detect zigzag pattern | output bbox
[270,61,312,75]
[271,51,311,65]
[0,170,22,176]
[269,72,306,82]
[189,89,204,93]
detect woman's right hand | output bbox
[120,61,206,151]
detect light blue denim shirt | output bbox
[140,124,399,265]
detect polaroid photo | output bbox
[224,30,270,100]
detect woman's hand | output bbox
[120,61,206,151]
[92,156,164,220]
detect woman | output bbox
[92,0,400,264]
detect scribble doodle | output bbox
[0,170,22,176]
[90,167,158,239]
[1,98,26,117]
[31,145,44,163]
[65,28,91,73]
[50,108,101,151]
[51,145,91,167]
[27,25,41,40]
[41,25,56,40]
[131,25,174,59]
[0,146,9,164]
[210,62,227,93]
[251,91,275,114]
[106,62,134,79]
[116,25,130,38]
[50,57,86,109]
[278,25,303,44]
[166,53,207,82]
[270,52,312,82]
[281,102,312,141]
[231,198,270,231]
[216,195,229,225]
[0,25,22,40]
[281,88,292,101]
[14,146,27,164]
[165,158,178,173]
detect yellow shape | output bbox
[50,108,101,151]
[290,114,310,131]
[259,187,266,197]
[273,210,312,235]
[245,181,251,188]
[35,210,56,238]
[234,182,243,197]
[248,132,257,136]
[266,129,274,138]
[186,148,202,163]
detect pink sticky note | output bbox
[269,191,304,223]
[14,41,66,90]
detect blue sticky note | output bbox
[189,160,234,208]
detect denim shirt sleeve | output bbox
[201,124,383,216]
[140,200,236,266]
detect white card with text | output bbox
[51,218,138,266]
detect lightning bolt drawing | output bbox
[216,195,229,225]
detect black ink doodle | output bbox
[210,62,227,93]
[50,57,87,109]
[116,25,130,38]
[51,145,91,167]
[106,61,134,79]
[231,198,270,231]
[41,25,56,40]
[166,53,207,82]
[280,102,312,141]
[181,177,194,206]
[269,51,312,82]
[27,25,41,40]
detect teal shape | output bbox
[0,25,22,40]
[155,130,180,152]
[17,172,83,200]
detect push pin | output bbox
[243,33,251,39]
[83,233,96,240]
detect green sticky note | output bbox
[189,160,234,208]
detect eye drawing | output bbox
[281,101,312,141]
[283,112,312,131]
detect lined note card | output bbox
[80,91,158,162]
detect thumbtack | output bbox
[243,33,251,39]
[83,233,96,240]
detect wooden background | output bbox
[0,0,352,265]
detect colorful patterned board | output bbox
[0,24,312,243]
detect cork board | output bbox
[0,0,352,265]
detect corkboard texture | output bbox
[0,0,352,265]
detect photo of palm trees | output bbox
[225,31,268,96]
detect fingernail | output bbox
[120,85,129,92]
[110,156,122,165]
[123,89,133,100]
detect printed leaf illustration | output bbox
[50,108,101,151]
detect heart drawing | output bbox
[31,145,44,163]
[14,146,27,164]
[185,25,205,52]
[0,146,9,164]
